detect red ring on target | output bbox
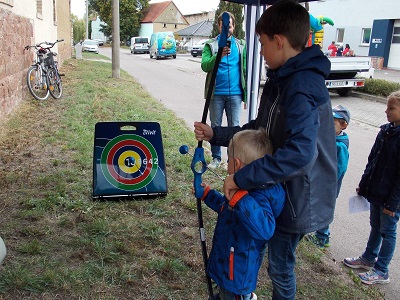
[106,139,152,184]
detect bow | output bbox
[192,12,231,299]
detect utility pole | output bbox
[86,0,89,39]
[112,0,120,78]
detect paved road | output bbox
[98,48,399,299]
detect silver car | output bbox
[82,40,99,54]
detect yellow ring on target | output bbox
[118,150,141,174]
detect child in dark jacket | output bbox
[344,90,400,285]
[200,129,285,299]
[307,105,350,248]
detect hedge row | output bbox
[359,78,400,98]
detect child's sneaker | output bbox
[343,256,374,270]
[304,233,326,249]
[208,158,221,169]
[359,269,390,285]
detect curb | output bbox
[351,91,386,104]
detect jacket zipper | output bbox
[229,246,234,280]
[266,86,280,135]
[283,182,297,218]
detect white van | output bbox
[130,36,150,54]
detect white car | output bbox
[93,39,104,46]
[82,39,99,54]
[191,39,209,57]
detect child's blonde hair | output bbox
[228,129,273,165]
[388,90,400,103]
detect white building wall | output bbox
[309,0,399,56]
[91,16,106,42]
[139,23,154,39]
[0,0,58,49]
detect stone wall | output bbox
[0,8,33,121]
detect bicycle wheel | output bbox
[26,66,49,100]
[48,67,63,99]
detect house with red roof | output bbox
[139,1,189,39]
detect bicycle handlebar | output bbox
[24,39,64,51]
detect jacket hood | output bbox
[267,45,331,85]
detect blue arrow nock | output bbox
[218,12,230,48]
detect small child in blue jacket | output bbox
[307,105,350,248]
[200,129,285,299]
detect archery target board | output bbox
[92,122,167,199]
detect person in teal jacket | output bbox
[201,11,246,169]
[199,129,285,299]
[307,105,350,248]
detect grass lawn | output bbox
[0,55,385,299]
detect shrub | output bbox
[359,78,400,98]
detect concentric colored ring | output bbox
[100,134,158,190]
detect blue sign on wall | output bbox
[369,19,394,68]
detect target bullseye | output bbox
[118,150,141,173]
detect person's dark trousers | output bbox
[267,228,304,300]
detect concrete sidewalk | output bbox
[373,68,400,83]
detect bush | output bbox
[358,78,400,97]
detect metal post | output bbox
[86,0,89,40]
[112,0,120,78]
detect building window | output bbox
[0,0,14,6]
[336,28,344,44]
[174,24,177,29]
[37,0,43,19]
[392,27,400,43]
[163,23,167,28]
[361,28,371,45]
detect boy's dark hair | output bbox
[218,11,235,27]
[255,0,310,51]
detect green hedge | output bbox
[358,78,400,98]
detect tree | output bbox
[71,14,86,44]
[89,0,149,44]
[211,1,245,39]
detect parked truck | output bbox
[326,55,372,97]
[309,14,373,97]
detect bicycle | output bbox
[24,39,64,100]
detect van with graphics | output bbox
[130,36,149,54]
[149,32,177,60]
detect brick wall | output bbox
[0,8,33,121]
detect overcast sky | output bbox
[71,0,220,19]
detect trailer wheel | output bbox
[337,88,352,97]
